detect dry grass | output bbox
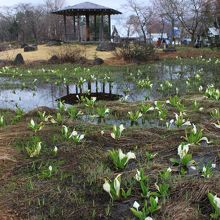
[0,44,114,62]
[0,44,220,65]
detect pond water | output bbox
[80,115,167,128]
[0,62,219,111]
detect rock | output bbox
[24,45,38,52]
[48,55,60,64]
[13,53,24,65]
[163,48,176,52]
[20,43,28,48]
[96,41,116,51]
[47,40,62,46]
[93,57,104,65]
[0,60,6,67]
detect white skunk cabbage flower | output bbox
[49,165,53,172]
[213,121,220,129]
[114,174,121,197]
[127,151,136,160]
[103,179,112,198]
[119,124,125,132]
[118,149,136,164]
[212,164,216,168]
[213,195,220,209]
[53,146,58,153]
[118,149,126,160]
[135,169,141,181]
[178,143,190,159]
[133,201,140,211]
[145,217,153,220]
[30,142,42,158]
[167,167,172,172]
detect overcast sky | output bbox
[0,0,148,36]
[0,0,128,11]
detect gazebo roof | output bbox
[52,2,122,16]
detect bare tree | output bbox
[154,0,217,43]
[125,0,154,43]
[153,0,177,42]
[214,0,220,28]
[15,4,46,43]
[44,0,66,39]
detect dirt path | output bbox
[0,123,30,220]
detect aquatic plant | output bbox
[43,166,53,178]
[170,143,194,174]
[108,148,136,170]
[111,124,125,140]
[139,103,154,114]
[103,174,122,201]
[130,198,159,220]
[77,77,86,87]
[67,106,83,119]
[84,97,96,108]
[69,130,85,144]
[134,169,150,198]
[159,167,172,182]
[54,112,63,124]
[61,125,84,143]
[183,124,210,145]
[53,146,58,156]
[192,100,204,112]
[137,78,153,90]
[28,119,44,133]
[135,169,148,184]
[38,111,52,122]
[207,192,220,219]
[158,109,167,121]
[0,115,5,127]
[201,163,216,178]
[159,80,173,93]
[119,95,129,102]
[146,151,157,162]
[210,109,220,120]
[128,111,143,123]
[154,182,169,200]
[169,112,191,128]
[57,100,66,113]
[39,164,58,179]
[205,85,220,101]
[25,141,42,158]
[96,106,110,118]
[154,101,167,120]
[166,95,185,112]
[13,106,24,123]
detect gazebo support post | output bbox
[100,14,104,41]
[85,14,90,41]
[73,16,76,40]
[94,15,97,41]
[108,14,111,41]
[77,15,81,42]
[63,14,67,41]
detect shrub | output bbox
[114,42,155,62]
[50,44,87,64]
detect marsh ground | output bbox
[0,57,220,220]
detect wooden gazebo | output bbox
[52,2,122,42]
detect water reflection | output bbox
[0,62,218,111]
